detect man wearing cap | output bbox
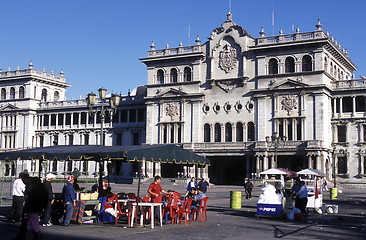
[59,176,76,226]
[41,173,55,227]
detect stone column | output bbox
[352,96,356,117]
[307,155,312,169]
[339,97,343,116]
[255,155,260,176]
[263,155,268,170]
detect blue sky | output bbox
[0,0,365,99]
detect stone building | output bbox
[0,63,147,181]
[1,13,366,185]
[140,13,365,184]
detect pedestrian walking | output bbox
[244,179,254,200]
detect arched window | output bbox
[204,123,211,142]
[268,58,278,74]
[1,88,6,100]
[183,67,192,81]
[157,69,164,84]
[19,86,25,98]
[10,87,15,99]
[302,55,312,71]
[285,57,295,73]
[170,68,178,83]
[41,89,47,101]
[236,122,244,142]
[225,123,232,142]
[247,122,255,141]
[214,123,221,142]
[54,91,60,101]
[337,69,341,79]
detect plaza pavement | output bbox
[0,180,365,240]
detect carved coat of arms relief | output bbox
[281,95,297,116]
[165,102,180,121]
[219,44,237,73]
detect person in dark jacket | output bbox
[58,176,76,226]
[13,177,48,240]
[41,173,55,227]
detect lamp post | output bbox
[86,88,120,192]
[266,132,287,168]
[332,145,337,188]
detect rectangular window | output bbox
[112,111,119,123]
[129,109,137,122]
[363,125,366,142]
[287,119,293,141]
[356,96,365,112]
[69,135,74,145]
[84,134,89,145]
[337,125,347,142]
[65,113,71,125]
[51,114,56,126]
[53,135,58,145]
[43,115,49,126]
[296,120,302,140]
[138,109,145,122]
[364,157,366,174]
[121,110,128,122]
[337,157,347,174]
[81,112,87,124]
[58,114,63,126]
[116,133,122,146]
[73,113,79,125]
[40,136,44,147]
[342,97,353,113]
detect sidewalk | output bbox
[0,181,365,240]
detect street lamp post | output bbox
[86,88,120,192]
[266,132,287,168]
[332,145,337,188]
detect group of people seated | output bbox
[98,175,208,225]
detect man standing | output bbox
[59,176,76,226]
[148,176,168,220]
[198,178,210,193]
[295,181,309,213]
[41,173,55,227]
[8,172,29,223]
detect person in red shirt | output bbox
[148,176,168,220]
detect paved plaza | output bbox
[0,180,365,240]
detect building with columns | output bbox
[140,13,366,185]
[1,13,366,185]
[0,64,147,182]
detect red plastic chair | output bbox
[115,197,134,226]
[191,197,208,222]
[163,192,181,224]
[177,198,192,225]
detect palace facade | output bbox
[141,13,366,184]
[1,13,366,185]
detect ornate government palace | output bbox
[1,13,366,185]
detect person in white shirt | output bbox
[8,172,29,223]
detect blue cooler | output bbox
[257,204,282,216]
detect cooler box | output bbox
[257,204,282,216]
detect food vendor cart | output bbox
[297,168,326,210]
